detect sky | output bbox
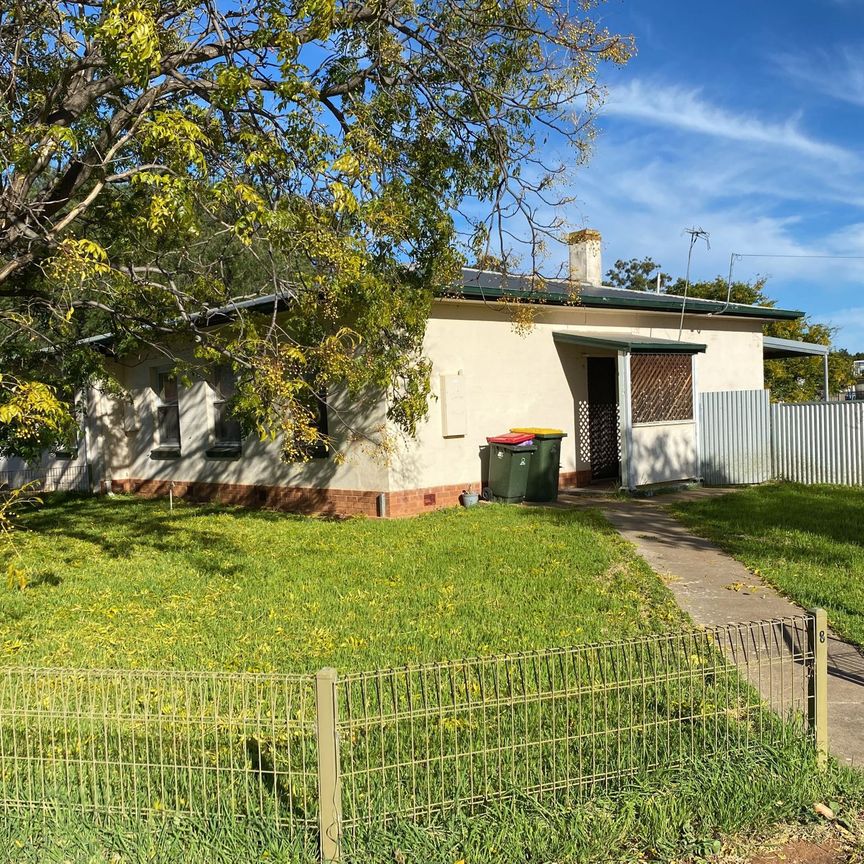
[547,0,864,349]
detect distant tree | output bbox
[764,319,853,402]
[666,274,770,306]
[605,257,670,292]
[606,258,854,401]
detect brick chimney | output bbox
[567,229,602,285]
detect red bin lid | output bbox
[486,433,534,445]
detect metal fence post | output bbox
[315,667,342,863]
[807,608,829,767]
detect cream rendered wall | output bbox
[630,422,698,486]
[87,299,766,494]
[95,350,389,493]
[389,300,766,491]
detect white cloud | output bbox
[774,46,864,106]
[481,76,864,344]
[532,105,864,324]
[603,79,854,164]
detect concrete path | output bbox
[559,491,864,768]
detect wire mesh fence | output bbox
[0,614,826,861]
[0,465,91,494]
[336,615,818,839]
[0,667,318,832]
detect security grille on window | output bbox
[155,370,180,446]
[212,366,242,447]
[631,354,693,424]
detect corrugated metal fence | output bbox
[772,400,864,485]
[699,390,772,484]
[699,390,864,486]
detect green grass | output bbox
[671,483,864,647]
[3,496,682,671]
[4,743,863,864]
[2,495,862,863]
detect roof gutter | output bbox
[445,285,803,322]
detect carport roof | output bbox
[763,335,829,358]
[552,331,707,354]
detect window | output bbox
[52,435,79,460]
[154,370,180,448]
[210,366,243,453]
[309,395,329,459]
[289,389,330,460]
[630,354,693,424]
[53,401,80,458]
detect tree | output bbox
[605,257,669,293]
[605,258,854,401]
[0,0,632,459]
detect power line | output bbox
[716,250,864,317]
[732,252,864,261]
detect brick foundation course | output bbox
[105,472,584,518]
[560,469,594,488]
[106,478,380,517]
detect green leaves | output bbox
[0,0,630,460]
[97,0,162,83]
[0,377,77,463]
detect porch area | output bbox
[553,331,706,491]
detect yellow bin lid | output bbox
[510,427,565,436]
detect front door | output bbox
[587,357,620,481]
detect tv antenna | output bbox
[679,227,710,340]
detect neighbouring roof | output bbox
[763,335,830,358]
[455,268,803,321]
[552,331,707,354]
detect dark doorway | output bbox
[586,357,620,481]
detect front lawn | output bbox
[2,495,863,864]
[672,483,864,647]
[3,496,682,671]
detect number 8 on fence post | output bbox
[315,667,342,863]
[806,609,829,768]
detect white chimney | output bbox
[567,229,602,285]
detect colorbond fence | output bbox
[0,614,828,862]
[771,400,864,485]
[699,390,864,487]
[699,390,772,485]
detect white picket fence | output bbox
[699,390,864,486]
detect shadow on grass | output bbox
[17,496,319,577]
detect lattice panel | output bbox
[577,401,621,480]
[631,354,693,424]
[578,401,591,464]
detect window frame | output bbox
[630,353,695,426]
[151,367,181,456]
[207,365,243,457]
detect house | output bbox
[1,230,808,516]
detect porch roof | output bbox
[762,335,829,358]
[552,331,707,354]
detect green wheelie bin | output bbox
[510,427,567,502]
[484,433,536,503]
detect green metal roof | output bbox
[452,270,804,321]
[552,331,707,354]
